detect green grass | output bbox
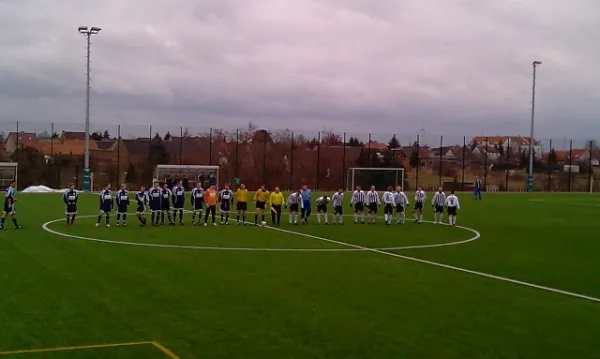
[1,192,600,359]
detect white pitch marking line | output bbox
[41,214,479,252]
[265,225,600,303]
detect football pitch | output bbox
[1,192,600,359]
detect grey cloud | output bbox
[0,0,599,141]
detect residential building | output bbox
[471,136,543,159]
[4,132,38,154]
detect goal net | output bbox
[153,165,219,189]
[346,167,405,192]
[0,162,17,190]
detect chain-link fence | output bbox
[1,121,598,192]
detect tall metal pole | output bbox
[84,33,91,189]
[79,26,101,191]
[527,61,542,192]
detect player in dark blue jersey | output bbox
[1,181,21,230]
[148,182,162,226]
[190,182,204,226]
[160,183,174,226]
[135,185,149,226]
[116,184,130,227]
[172,180,185,225]
[219,183,234,225]
[96,183,113,227]
[63,183,78,227]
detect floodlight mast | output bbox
[78,26,102,191]
[527,60,542,192]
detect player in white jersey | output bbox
[316,196,329,224]
[366,186,380,224]
[350,186,366,224]
[331,188,344,225]
[413,186,426,224]
[431,187,447,224]
[285,190,302,225]
[393,186,409,224]
[382,186,395,225]
[445,190,460,226]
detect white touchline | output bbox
[41,215,479,252]
[265,226,600,303]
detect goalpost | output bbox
[346,167,405,192]
[0,162,18,190]
[153,165,220,189]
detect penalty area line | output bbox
[152,341,181,359]
[0,341,154,356]
[265,225,600,304]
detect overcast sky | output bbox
[0,0,599,144]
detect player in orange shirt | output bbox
[204,185,218,226]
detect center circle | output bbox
[42,213,480,252]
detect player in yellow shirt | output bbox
[253,185,270,226]
[269,186,285,226]
[235,183,249,225]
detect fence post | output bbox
[50,122,55,188]
[179,127,183,165]
[439,135,443,187]
[392,133,397,169]
[589,140,593,193]
[505,137,510,191]
[547,139,552,191]
[568,139,573,192]
[484,137,489,191]
[148,125,152,186]
[263,131,267,186]
[416,135,420,188]
[342,132,346,190]
[368,133,372,167]
[290,131,294,190]
[316,131,321,190]
[117,125,121,185]
[16,121,19,149]
[235,129,239,178]
[208,128,213,165]
[51,122,54,159]
[461,136,466,191]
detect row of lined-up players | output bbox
[61,181,461,228]
[63,180,236,228]
[309,185,461,226]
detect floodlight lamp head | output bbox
[90,27,102,33]
[533,61,542,66]
[78,26,88,33]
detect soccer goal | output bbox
[0,162,17,190]
[153,165,219,189]
[346,167,405,192]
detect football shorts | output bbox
[353,203,364,212]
